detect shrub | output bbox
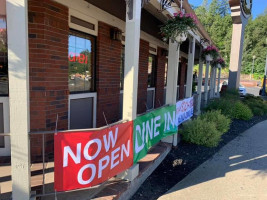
[221,88,240,100]
[232,101,253,120]
[206,97,254,120]
[206,98,235,118]
[200,110,231,134]
[180,118,222,147]
[243,95,267,116]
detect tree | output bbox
[195,0,232,67]
[242,13,267,76]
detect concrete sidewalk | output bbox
[158,120,267,200]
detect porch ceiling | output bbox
[84,0,166,40]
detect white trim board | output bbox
[0,97,10,156]
[54,0,168,49]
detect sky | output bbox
[188,0,267,19]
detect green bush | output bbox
[221,88,240,100]
[206,98,235,118]
[206,97,254,120]
[180,118,222,147]
[243,95,267,116]
[200,110,231,134]
[232,101,253,120]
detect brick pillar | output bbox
[155,47,166,108]
[28,0,69,161]
[137,39,149,114]
[96,22,121,127]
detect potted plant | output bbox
[201,45,219,62]
[212,58,226,68]
[160,11,198,44]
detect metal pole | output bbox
[251,56,255,80]
[262,54,267,96]
[42,133,45,194]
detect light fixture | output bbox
[200,38,210,47]
[161,49,168,56]
[110,27,122,41]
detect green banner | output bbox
[133,105,178,163]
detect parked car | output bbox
[239,85,247,96]
[220,80,247,96]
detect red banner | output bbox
[54,121,133,191]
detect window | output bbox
[120,46,125,90]
[68,30,95,93]
[0,11,8,96]
[148,55,156,87]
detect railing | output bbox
[0,119,129,199]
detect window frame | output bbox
[148,54,157,88]
[68,29,97,94]
[120,45,125,90]
[0,14,8,97]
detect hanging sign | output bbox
[133,105,177,163]
[54,121,133,191]
[176,97,194,126]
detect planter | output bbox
[175,32,187,43]
[205,54,213,61]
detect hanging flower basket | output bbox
[201,45,219,62]
[212,58,226,68]
[176,32,187,43]
[205,54,213,61]
[160,11,197,44]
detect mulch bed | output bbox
[131,115,267,200]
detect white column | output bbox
[196,61,203,115]
[122,0,142,121]
[164,40,180,146]
[209,67,215,99]
[185,37,196,98]
[120,0,142,182]
[204,61,210,105]
[213,67,217,97]
[165,41,180,105]
[217,67,221,97]
[6,0,31,199]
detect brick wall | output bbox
[28,0,69,161]
[137,39,149,114]
[155,47,167,108]
[96,22,121,127]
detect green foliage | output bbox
[221,89,240,100]
[243,95,267,116]
[180,118,222,147]
[195,0,232,67]
[232,101,253,120]
[206,98,235,118]
[206,90,253,120]
[200,110,231,134]
[242,13,267,75]
[252,73,264,81]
